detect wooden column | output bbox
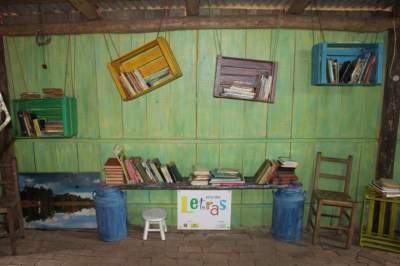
[0,36,13,160]
[376,28,400,179]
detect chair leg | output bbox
[6,209,16,255]
[143,220,149,240]
[162,219,167,232]
[16,204,25,238]
[306,196,315,232]
[345,206,357,249]
[312,201,322,245]
[159,221,165,240]
[337,207,345,235]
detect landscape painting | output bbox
[19,172,101,229]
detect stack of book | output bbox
[273,158,299,185]
[20,92,41,99]
[327,52,376,84]
[104,158,125,185]
[44,121,64,135]
[368,178,400,198]
[190,167,210,186]
[123,157,183,185]
[209,168,244,186]
[221,81,256,100]
[42,88,64,98]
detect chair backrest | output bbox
[313,152,353,194]
[0,157,21,202]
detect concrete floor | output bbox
[0,228,398,266]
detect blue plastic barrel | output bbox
[272,187,305,242]
[94,186,128,241]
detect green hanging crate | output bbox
[12,97,77,138]
[360,187,400,253]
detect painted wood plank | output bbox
[146,32,174,138]
[14,140,36,172]
[168,30,197,138]
[74,34,99,138]
[243,29,271,138]
[292,30,319,138]
[242,142,266,176]
[356,142,378,201]
[220,29,246,138]
[47,35,70,95]
[34,141,78,172]
[77,142,100,172]
[267,30,295,138]
[121,33,148,138]
[220,143,242,170]
[94,33,123,139]
[3,37,16,99]
[196,143,219,170]
[197,30,220,138]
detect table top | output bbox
[118,178,301,190]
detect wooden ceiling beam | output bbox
[0,0,65,4]
[67,0,99,20]
[185,0,199,16]
[288,0,312,14]
[0,15,396,36]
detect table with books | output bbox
[360,178,400,253]
[112,158,301,190]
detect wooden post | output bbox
[0,36,13,160]
[376,28,400,179]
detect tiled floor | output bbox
[0,228,398,266]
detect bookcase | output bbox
[213,56,278,103]
[107,37,182,101]
[311,42,384,86]
[12,97,77,138]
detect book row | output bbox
[104,157,183,185]
[254,158,299,185]
[327,52,376,84]
[17,111,63,137]
[118,67,172,98]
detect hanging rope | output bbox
[315,0,326,43]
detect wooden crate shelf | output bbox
[12,97,77,138]
[213,56,278,103]
[311,42,384,86]
[107,37,182,101]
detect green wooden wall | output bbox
[4,29,396,228]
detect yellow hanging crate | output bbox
[107,37,182,101]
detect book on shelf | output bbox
[328,52,376,84]
[144,67,171,86]
[167,162,183,182]
[254,159,280,185]
[220,80,256,100]
[256,74,273,101]
[42,88,64,98]
[368,179,400,198]
[20,91,41,99]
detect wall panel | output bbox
[6,29,388,228]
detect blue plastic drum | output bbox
[94,186,128,242]
[272,187,305,242]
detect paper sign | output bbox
[177,190,231,230]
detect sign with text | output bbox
[177,190,231,230]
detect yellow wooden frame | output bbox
[107,37,182,101]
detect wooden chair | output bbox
[0,157,24,255]
[306,152,357,249]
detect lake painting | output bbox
[19,172,101,229]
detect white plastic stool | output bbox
[142,208,167,240]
